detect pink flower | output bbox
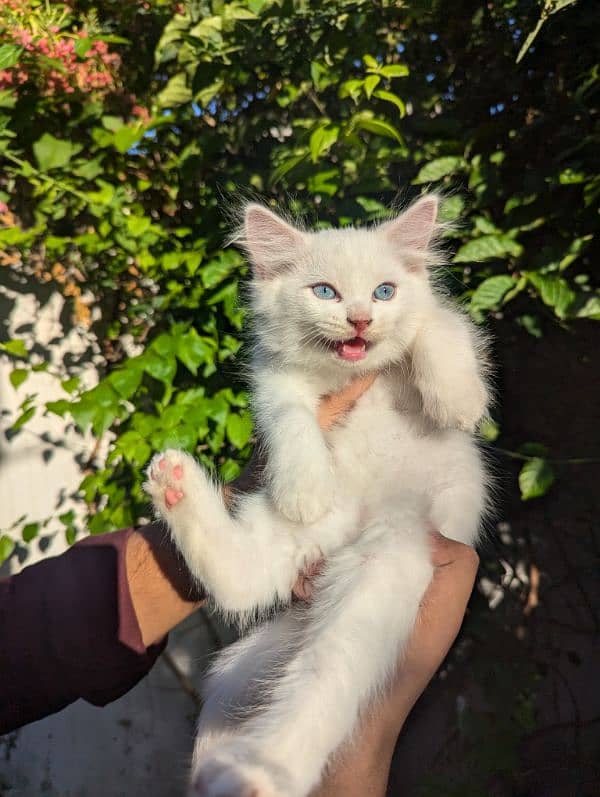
[132,104,151,124]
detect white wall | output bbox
[1,286,221,796]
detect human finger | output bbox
[317,372,378,431]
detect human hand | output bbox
[313,531,479,796]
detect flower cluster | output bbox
[0,3,121,99]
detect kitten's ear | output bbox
[242,204,305,279]
[381,195,439,272]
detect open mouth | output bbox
[334,337,370,362]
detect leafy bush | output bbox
[0,0,597,545]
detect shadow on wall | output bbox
[0,265,103,570]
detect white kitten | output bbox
[144,195,490,797]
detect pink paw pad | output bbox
[165,487,184,509]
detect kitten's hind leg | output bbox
[193,502,434,797]
[192,611,303,763]
[144,450,306,617]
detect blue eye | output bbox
[373,283,396,301]
[312,283,338,300]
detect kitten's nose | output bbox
[347,316,372,336]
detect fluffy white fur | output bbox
[144,195,490,797]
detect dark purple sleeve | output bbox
[0,528,166,735]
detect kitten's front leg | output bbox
[265,404,335,524]
[412,305,489,432]
[255,368,335,524]
[144,450,303,616]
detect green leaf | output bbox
[201,251,240,289]
[10,369,28,389]
[195,79,224,106]
[109,366,143,398]
[454,235,523,263]
[153,425,197,452]
[479,418,500,442]
[0,339,28,358]
[307,168,339,196]
[177,328,216,375]
[73,157,104,180]
[0,44,23,70]
[519,458,555,500]
[470,275,515,311]
[338,78,364,103]
[220,459,241,481]
[413,156,465,184]
[526,273,576,319]
[0,535,15,565]
[59,510,75,527]
[33,133,79,171]
[518,314,543,338]
[353,114,402,143]
[46,399,71,417]
[155,13,191,65]
[226,5,257,21]
[126,215,151,237]
[439,195,466,222]
[65,526,77,546]
[0,88,17,109]
[22,522,40,543]
[74,36,92,58]
[150,333,178,358]
[576,295,600,320]
[226,412,253,449]
[85,180,115,206]
[113,125,143,154]
[115,430,151,466]
[372,89,405,116]
[11,406,35,431]
[309,125,339,162]
[363,74,381,99]
[157,73,192,108]
[379,63,409,78]
[143,352,177,385]
[519,442,549,457]
[61,376,80,394]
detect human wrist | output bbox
[126,523,204,647]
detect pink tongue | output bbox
[336,337,367,361]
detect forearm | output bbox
[315,709,401,797]
[0,527,170,734]
[315,535,479,796]
[126,522,204,646]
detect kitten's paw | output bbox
[191,745,288,797]
[421,375,488,432]
[144,449,205,519]
[270,464,335,524]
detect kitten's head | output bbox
[238,196,442,372]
